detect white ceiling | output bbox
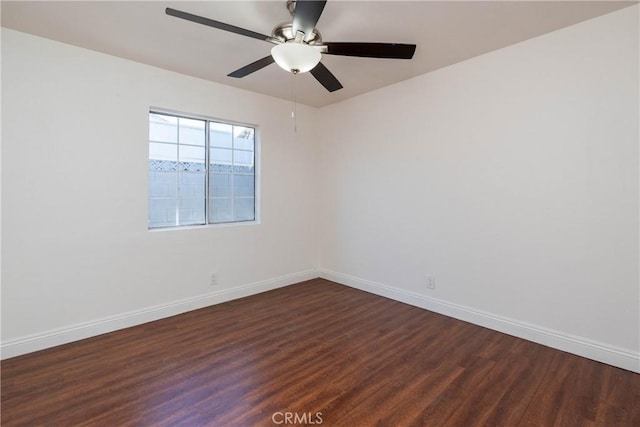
[1,1,635,107]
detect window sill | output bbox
[148,220,260,232]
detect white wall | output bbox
[318,6,639,370]
[1,28,319,355]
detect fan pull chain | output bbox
[291,70,298,133]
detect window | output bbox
[148,111,256,229]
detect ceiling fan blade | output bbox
[292,0,327,41]
[323,42,416,59]
[228,56,275,78]
[310,62,343,92]
[166,8,271,42]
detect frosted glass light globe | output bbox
[271,42,321,74]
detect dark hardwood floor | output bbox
[2,279,639,426]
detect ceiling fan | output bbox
[166,0,416,92]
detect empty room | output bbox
[1,1,639,426]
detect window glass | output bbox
[210,122,233,148]
[179,118,206,146]
[149,114,177,143]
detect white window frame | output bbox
[148,109,260,230]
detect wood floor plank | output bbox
[2,278,638,426]
[404,354,497,426]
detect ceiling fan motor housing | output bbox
[272,22,322,45]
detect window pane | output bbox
[233,150,253,167]
[149,142,177,162]
[210,122,233,148]
[209,198,233,223]
[234,197,255,221]
[149,113,178,143]
[210,148,233,165]
[233,164,254,174]
[178,197,205,225]
[149,198,177,228]
[149,158,177,172]
[234,174,254,197]
[149,171,178,198]
[209,173,232,197]
[179,118,205,146]
[179,145,205,172]
[233,126,254,150]
[179,172,205,198]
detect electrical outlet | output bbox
[210,273,218,286]
[426,276,436,290]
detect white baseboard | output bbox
[319,269,640,373]
[1,269,318,360]
[5,268,638,373]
